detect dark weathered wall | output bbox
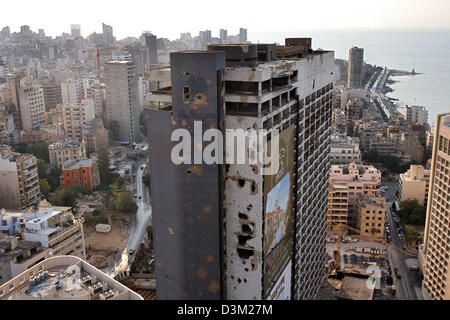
[148,51,225,299]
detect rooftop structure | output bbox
[0,236,50,286]
[0,256,143,300]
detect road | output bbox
[127,160,152,256]
[106,159,152,278]
[382,181,423,300]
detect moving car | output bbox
[394,268,401,279]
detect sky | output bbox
[2,0,450,41]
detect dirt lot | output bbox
[84,212,131,269]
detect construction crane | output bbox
[332,223,404,272]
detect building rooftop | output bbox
[0,256,143,300]
[63,159,93,170]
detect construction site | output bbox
[317,224,400,300]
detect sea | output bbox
[251,29,450,126]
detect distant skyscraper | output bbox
[219,29,228,43]
[239,28,247,43]
[422,112,450,300]
[143,32,158,67]
[102,23,114,44]
[20,25,30,34]
[104,61,139,143]
[70,24,81,38]
[347,47,364,88]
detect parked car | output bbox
[394,268,401,279]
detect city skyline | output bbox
[2,0,450,40]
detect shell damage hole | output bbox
[237,248,254,259]
[238,234,253,246]
[241,224,253,235]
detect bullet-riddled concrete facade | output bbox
[148,40,334,300]
[148,51,225,300]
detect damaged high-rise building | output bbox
[147,38,334,300]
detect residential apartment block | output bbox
[355,196,386,239]
[48,139,86,169]
[330,135,361,164]
[398,165,430,206]
[328,162,381,229]
[0,146,40,210]
[62,99,95,141]
[104,61,139,143]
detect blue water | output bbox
[251,29,450,125]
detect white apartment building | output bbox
[63,99,95,141]
[18,83,46,131]
[60,79,85,106]
[330,135,361,164]
[104,61,140,143]
[405,105,428,126]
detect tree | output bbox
[98,148,112,187]
[26,142,50,163]
[363,149,380,163]
[49,187,78,209]
[37,158,48,179]
[47,167,62,192]
[399,199,426,226]
[39,179,50,199]
[117,191,138,214]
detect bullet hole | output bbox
[245,268,249,272]
[238,212,248,220]
[225,164,230,173]
[238,234,253,246]
[238,179,245,188]
[247,204,253,211]
[250,181,257,194]
[182,71,189,76]
[238,278,242,284]
[181,119,189,128]
[237,248,254,259]
[231,275,234,280]
[250,165,258,174]
[244,279,247,283]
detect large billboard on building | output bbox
[263,124,295,299]
[267,261,292,300]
